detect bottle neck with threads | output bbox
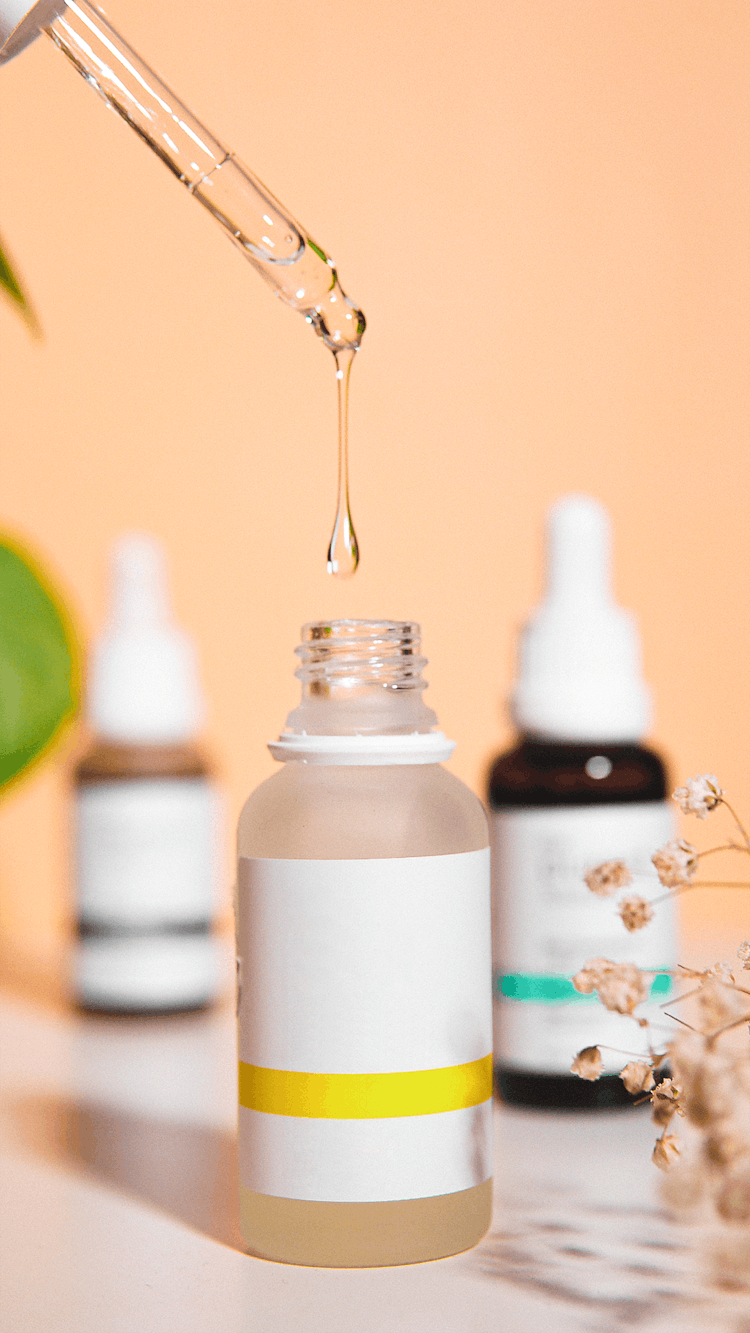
[284,620,438,737]
[270,620,454,767]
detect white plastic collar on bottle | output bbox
[267,731,456,766]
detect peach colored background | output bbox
[0,0,748,982]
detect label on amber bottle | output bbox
[76,778,220,927]
[491,801,676,1074]
[74,777,223,1009]
[236,850,492,1203]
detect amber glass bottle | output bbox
[489,738,670,1108]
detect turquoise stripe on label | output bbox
[497,972,673,1004]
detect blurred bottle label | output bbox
[491,801,675,1074]
[75,777,220,928]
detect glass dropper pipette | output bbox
[0,0,365,355]
[1,0,364,574]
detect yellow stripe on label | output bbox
[238,1054,492,1119]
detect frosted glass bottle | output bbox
[236,620,492,1266]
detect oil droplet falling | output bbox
[327,348,359,577]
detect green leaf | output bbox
[0,540,78,792]
[0,234,40,335]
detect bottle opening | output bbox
[296,620,426,691]
[284,620,438,737]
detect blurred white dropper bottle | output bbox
[72,534,223,1014]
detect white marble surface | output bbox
[1,990,748,1333]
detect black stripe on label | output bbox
[77,919,213,940]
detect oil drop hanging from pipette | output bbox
[327,349,359,577]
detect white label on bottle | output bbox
[236,850,492,1203]
[491,802,676,1074]
[75,933,224,1010]
[75,778,221,928]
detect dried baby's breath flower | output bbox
[652,1133,682,1170]
[716,1169,750,1224]
[671,1035,737,1127]
[572,957,650,1014]
[619,1060,655,1094]
[571,1045,602,1081]
[571,957,610,994]
[574,775,750,1237]
[673,774,724,818]
[651,838,698,888]
[598,963,650,1015]
[704,1129,750,1169]
[651,1078,684,1126]
[711,1231,750,1289]
[697,973,749,1031]
[584,860,632,897]
[618,894,655,932]
[660,1163,706,1212]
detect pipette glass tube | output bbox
[43,0,365,354]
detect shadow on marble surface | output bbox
[9,1091,750,1332]
[9,1092,245,1251]
[469,1178,750,1333]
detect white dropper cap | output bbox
[510,495,652,742]
[88,534,205,744]
[0,0,58,64]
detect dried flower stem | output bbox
[597,1044,668,1060]
[707,1010,750,1046]
[651,880,750,907]
[696,843,748,860]
[660,985,704,1008]
[662,1012,698,1031]
[719,798,750,849]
